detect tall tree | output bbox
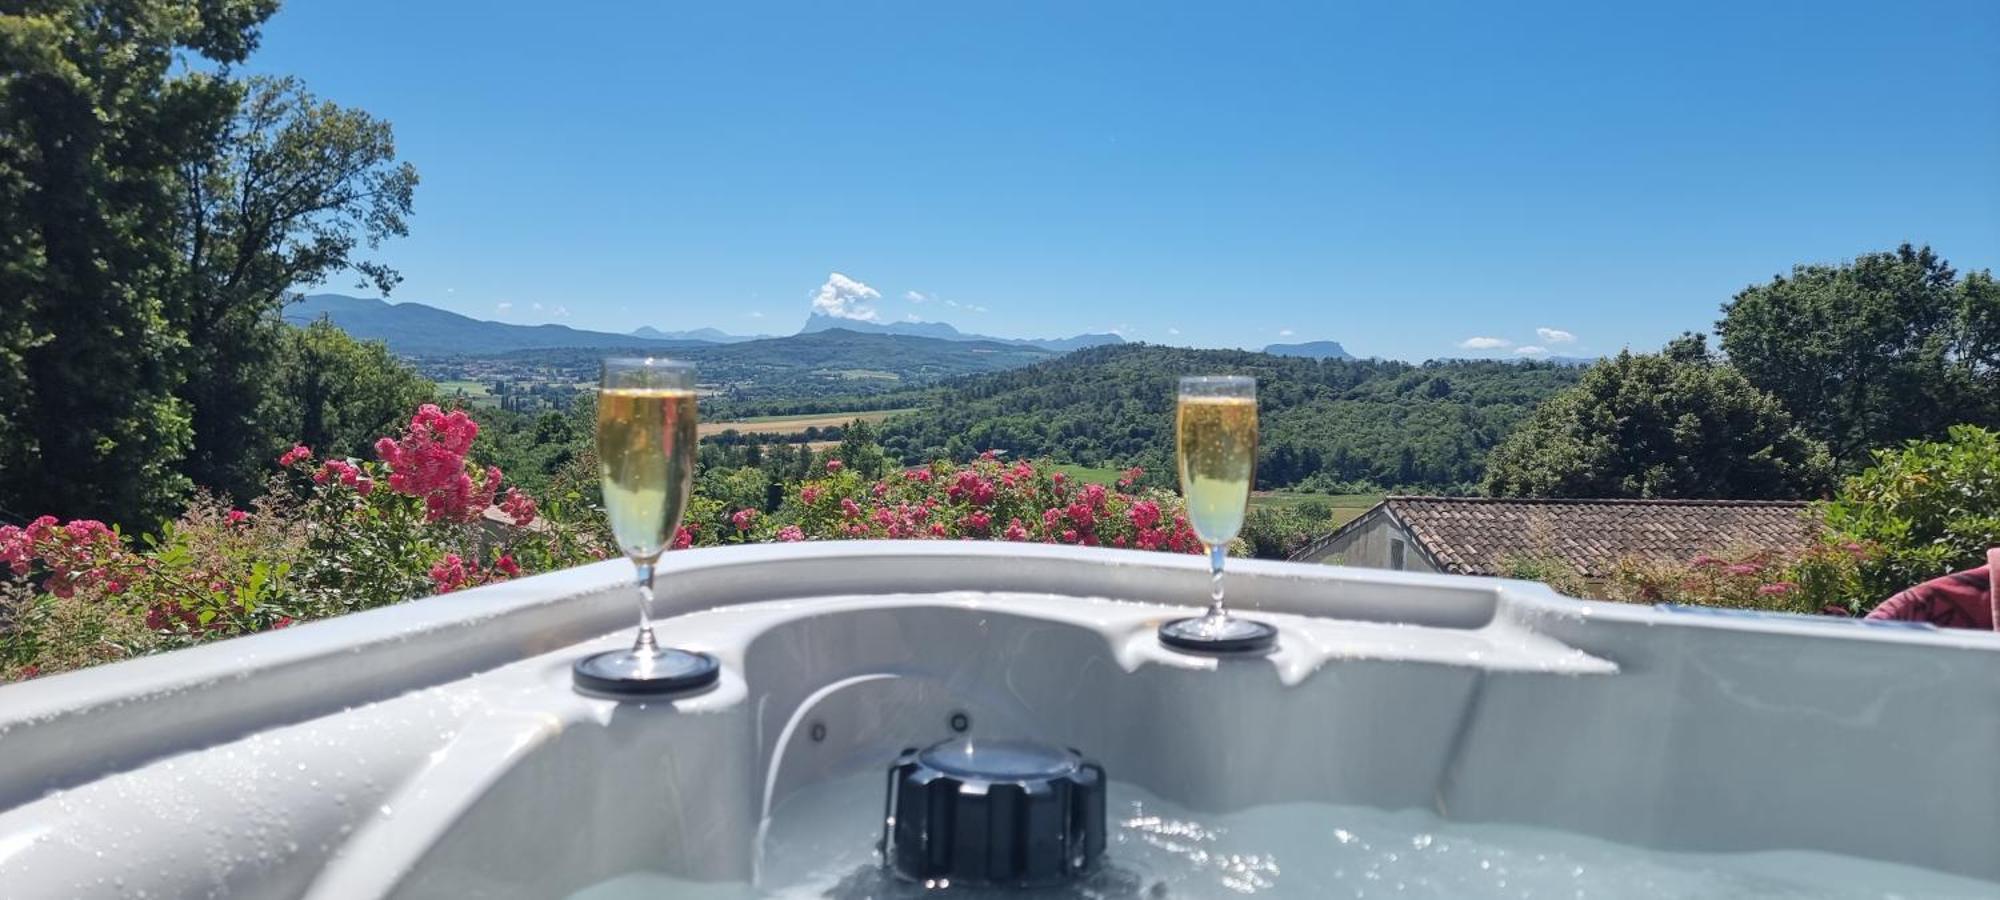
[1717,244,2000,468]
[0,3,416,525]
[1482,337,1834,499]
[271,319,434,465]
[172,76,417,500]
[0,0,276,525]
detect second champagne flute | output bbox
[573,357,721,695]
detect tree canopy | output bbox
[1482,337,1834,499]
[1717,244,2000,469]
[878,344,1582,492]
[0,1,416,527]
[1821,425,2000,602]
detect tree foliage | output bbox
[1482,337,1834,499]
[173,76,418,500]
[878,345,1581,491]
[271,320,435,469]
[0,1,416,526]
[1821,425,2000,603]
[1718,244,2000,468]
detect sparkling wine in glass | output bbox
[572,357,720,695]
[1158,375,1277,653]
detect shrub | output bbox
[1502,542,1876,616]
[750,454,1206,552]
[1821,425,2000,606]
[2,405,611,681]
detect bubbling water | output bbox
[571,774,1995,899]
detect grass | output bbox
[1251,491,1383,529]
[697,407,917,438]
[1048,463,1125,485]
[437,379,492,397]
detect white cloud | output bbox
[1536,327,1576,344]
[943,298,960,308]
[1167,327,1181,336]
[1514,345,1549,356]
[967,304,988,313]
[532,302,544,311]
[551,305,570,318]
[495,301,513,314]
[748,311,765,319]
[905,290,931,303]
[1458,336,1511,350]
[810,272,881,321]
[446,287,457,295]
[1278,328,1295,337]
[904,312,920,321]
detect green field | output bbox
[438,380,497,407]
[437,379,492,397]
[1048,463,1125,484]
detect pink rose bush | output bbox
[4,408,1226,684]
[1506,542,1876,616]
[373,405,501,523]
[724,456,1205,552]
[3,405,611,682]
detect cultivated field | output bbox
[697,408,916,439]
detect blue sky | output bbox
[252,1,1998,360]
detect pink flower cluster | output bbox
[373,405,502,523]
[777,456,1201,553]
[0,516,129,597]
[500,488,538,527]
[312,458,375,495]
[429,552,521,594]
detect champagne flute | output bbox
[572,357,721,695]
[1158,375,1278,653]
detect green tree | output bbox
[0,3,415,527]
[1821,425,2000,604]
[1717,244,2000,468]
[270,320,434,467]
[1483,338,1834,499]
[171,75,418,501]
[0,0,277,526]
[831,419,889,479]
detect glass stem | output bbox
[632,560,659,654]
[1206,543,1228,620]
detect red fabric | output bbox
[1865,561,1998,630]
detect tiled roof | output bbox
[1336,496,1819,577]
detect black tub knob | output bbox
[881,738,1106,888]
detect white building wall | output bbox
[1298,514,1437,573]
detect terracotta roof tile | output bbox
[1358,496,1819,577]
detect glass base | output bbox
[1159,615,1278,654]
[573,646,720,696]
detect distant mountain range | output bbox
[630,325,771,344]
[799,313,1124,353]
[1261,340,1353,360]
[284,294,1122,357]
[285,294,709,356]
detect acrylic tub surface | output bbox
[0,542,1995,898]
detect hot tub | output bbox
[1,542,1995,898]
